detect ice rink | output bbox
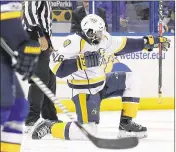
[21,110,174,152]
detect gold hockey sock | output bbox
[51,122,71,140]
[122,102,139,118]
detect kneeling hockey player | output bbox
[31,14,170,140]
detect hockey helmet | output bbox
[81,14,105,44]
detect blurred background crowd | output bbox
[50,1,175,34]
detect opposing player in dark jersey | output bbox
[0,1,41,152]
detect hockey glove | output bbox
[143,35,170,51]
[14,40,41,80]
[77,51,101,70]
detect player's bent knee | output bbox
[51,122,98,140]
[124,72,141,97]
[122,72,141,118]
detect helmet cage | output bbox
[85,29,103,43]
[81,14,105,44]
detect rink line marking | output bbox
[147,128,174,131]
[23,136,174,143]
[141,138,174,143]
[134,120,174,123]
[98,126,174,132]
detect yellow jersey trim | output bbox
[0,11,22,20]
[114,37,127,53]
[79,94,88,123]
[103,35,108,40]
[52,62,62,75]
[80,39,86,53]
[68,76,105,85]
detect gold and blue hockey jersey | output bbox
[50,31,145,95]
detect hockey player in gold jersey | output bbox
[31,14,170,140]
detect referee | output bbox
[23,1,59,131]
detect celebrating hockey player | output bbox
[32,14,170,140]
[0,1,41,152]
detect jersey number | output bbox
[52,52,64,62]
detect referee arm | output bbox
[24,1,48,50]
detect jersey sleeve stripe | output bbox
[114,37,127,53]
[68,76,105,85]
[79,39,86,53]
[68,81,105,89]
[51,62,63,75]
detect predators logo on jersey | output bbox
[63,39,71,48]
[101,54,120,73]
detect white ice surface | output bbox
[21,110,174,152]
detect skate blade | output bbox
[118,130,147,139]
[23,118,45,138]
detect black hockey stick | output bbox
[158,1,163,103]
[0,38,139,149]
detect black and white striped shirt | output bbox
[23,1,52,37]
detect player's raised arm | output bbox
[113,35,170,56]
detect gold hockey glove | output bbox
[143,35,170,51]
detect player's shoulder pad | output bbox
[62,34,81,48]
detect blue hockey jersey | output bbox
[0,1,31,61]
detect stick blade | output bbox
[89,135,139,149]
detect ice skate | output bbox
[118,117,147,139]
[24,118,44,135]
[32,119,54,139]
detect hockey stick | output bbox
[158,1,163,103]
[0,37,138,149]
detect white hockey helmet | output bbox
[81,14,106,44]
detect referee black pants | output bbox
[25,51,58,125]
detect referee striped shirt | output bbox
[23,1,52,37]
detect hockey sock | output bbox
[51,122,71,139]
[122,97,140,118]
[51,122,98,140]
